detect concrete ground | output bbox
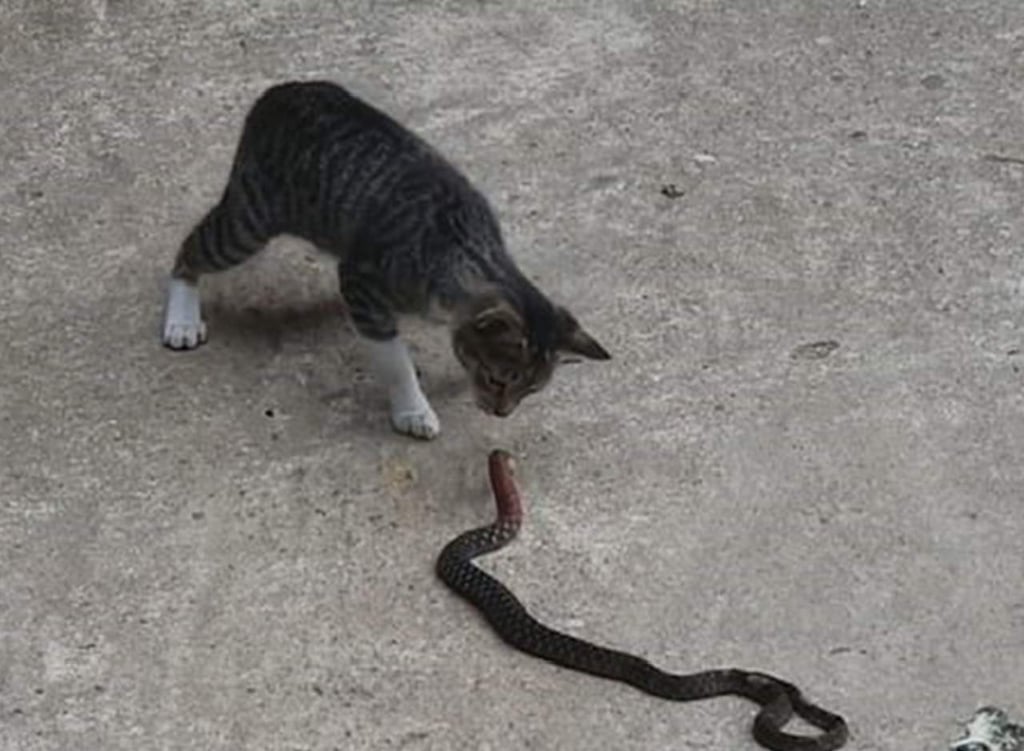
[2,1,1023,749]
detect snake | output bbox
[436,449,849,751]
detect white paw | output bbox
[163,319,207,350]
[390,405,440,440]
[162,277,206,350]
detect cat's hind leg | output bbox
[163,274,206,350]
[162,179,274,350]
[340,270,440,439]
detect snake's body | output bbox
[436,450,849,751]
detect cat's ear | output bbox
[556,308,611,361]
[469,298,526,347]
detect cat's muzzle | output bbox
[474,393,514,418]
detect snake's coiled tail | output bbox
[436,449,849,751]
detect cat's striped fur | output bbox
[163,81,609,438]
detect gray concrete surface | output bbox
[2,1,1023,749]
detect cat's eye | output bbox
[491,370,521,387]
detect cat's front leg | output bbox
[363,337,440,440]
[341,269,440,439]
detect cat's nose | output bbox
[493,403,514,417]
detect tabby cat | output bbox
[162,81,610,439]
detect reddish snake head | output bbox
[488,449,523,528]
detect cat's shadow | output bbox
[204,297,347,349]
[204,296,470,405]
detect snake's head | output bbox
[488,449,523,526]
[490,449,515,471]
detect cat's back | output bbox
[240,81,479,205]
[243,80,426,156]
[235,81,501,259]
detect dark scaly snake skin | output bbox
[436,450,849,751]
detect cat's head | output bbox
[452,292,610,417]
